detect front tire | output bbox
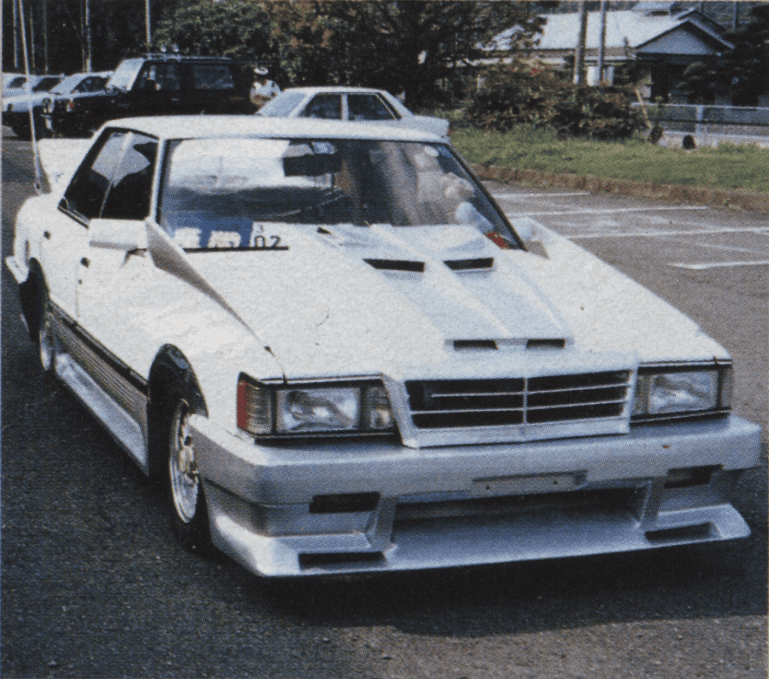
[167,396,211,552]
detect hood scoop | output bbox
[364,258,425,273]
[527,339,566,350]
[445,257,494,271]
[453,339,498,351]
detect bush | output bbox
[466,64,645,140]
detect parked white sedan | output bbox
[257,86,450,140]
[7,116,759,577]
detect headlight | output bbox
[632,364,732,420]
[237,377,395,436]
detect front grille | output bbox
[405,371,631,430]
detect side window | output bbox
[63,131,127,221]
[302,94,342,120]
[191,64,235,90]
[101,134,158,220]
[74,77,103,94]
[137,63,181,93]
[348,94,396,121]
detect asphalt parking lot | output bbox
[2,133,766,679]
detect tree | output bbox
[308,2,545,107]
[677,61,715,104]
[153,1,546,108]
[715,3,769,106]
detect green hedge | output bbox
[465,64,645,140]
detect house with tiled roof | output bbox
[489,2,734,103]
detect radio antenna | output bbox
[17,0,49,195]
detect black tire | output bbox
[165,392,211,553]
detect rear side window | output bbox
[191,64,235,90]
[102,134,157,220]
[348,94,397,121]
[63,132,127,221]
[302,94,342,120]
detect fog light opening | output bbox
[309,493,380,514]
[664,465,721,489]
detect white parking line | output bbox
[492,192,591,200]
[668,260,769,270]
[568,227,769,240]
[506,206,709,217]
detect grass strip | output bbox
[449,125,769,195]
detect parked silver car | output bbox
[257,86,450,140]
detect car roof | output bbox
[103,115,442,142]
[279,86,390,95]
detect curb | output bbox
[470,164,769,214]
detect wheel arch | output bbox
[146,345,208,479]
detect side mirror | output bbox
[88,218,148,251]
[509,216,541,246]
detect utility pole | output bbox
[13,0,21,70]
[43,0,48,74]
[85,0,92,71]
[145,0,151,47]
[597,0,608,86]
[733,3,739,30]
[573,0,588,85]
[28,0,35,72]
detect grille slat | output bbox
[406,371,630,431]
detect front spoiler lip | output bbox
[204,496,750,578]
[189,414,760,577]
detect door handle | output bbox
[80,257,90,268]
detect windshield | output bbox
[158,137,515,250]
[32,77,61,92]
[257,92,306,117]
[107,59,143,91]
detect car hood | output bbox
[181,222,725,379]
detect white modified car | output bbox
[257,86,450,140]
[7,117,759,578]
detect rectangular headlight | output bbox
[632,365,732,419]
[237,377,395,436]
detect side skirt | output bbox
[54,351,150,474]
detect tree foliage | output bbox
[153,1,545,108]
[466,64,644,140]
[718,3,769,106]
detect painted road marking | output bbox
[506,206,710,217]
[492,192,591,200]
[567,227,769,240]
[668,260,769,270]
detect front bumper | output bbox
[190,415,761,577]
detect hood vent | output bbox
[445,257,494,271]
[453,340,498,351]
[527,339,566,350]
[364,258,425,273]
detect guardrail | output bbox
[633,103,769,139]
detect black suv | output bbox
[42,54,254,137]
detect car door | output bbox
[75,132,160,460]
[128,62,182,116]
[77,132,159,367]
[41,130,127,320]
